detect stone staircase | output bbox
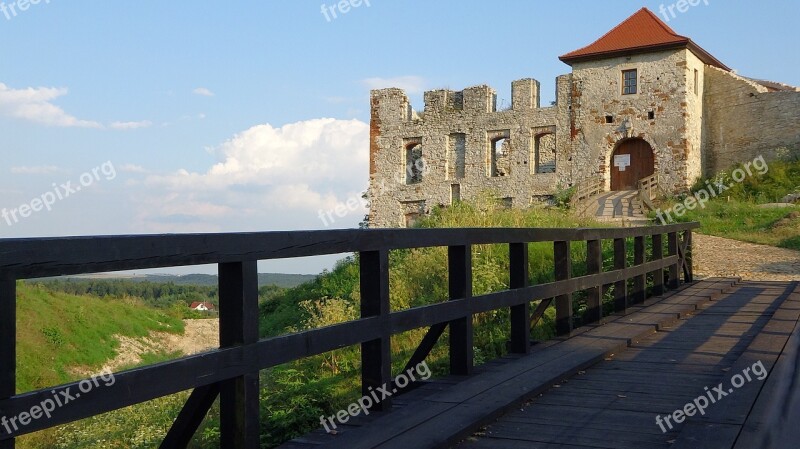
[585,190,651,225]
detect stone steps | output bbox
[585,190,650,225]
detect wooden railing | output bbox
[572,176,604,216]
[573,175,604,204]
[0,224,697,448]
[637,173,660,212]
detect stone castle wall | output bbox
[368,51,799,228]
[703,67,800,174]
[368,78,573,228]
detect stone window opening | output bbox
[400,200,425,228]
[450,184,461,204]
[490,137,511,177]
[648,110,655,120]
[622,69,638,95]
[605,115,614,124]
[694,69,699,95]
[447,133,466,180]
[405,143,424,185]
[534,133,557,174]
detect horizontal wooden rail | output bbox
[0,224,693,280]
[0,223,698,447]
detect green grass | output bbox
[16,283,184,393]
[13,283,186,449]
[653,159,800,250]
[661,199,799,250]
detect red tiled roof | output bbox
[559,8,729,70]
[190,301,215,310]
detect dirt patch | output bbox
[156,318,219,356]
[693,233,800,281]
[71,319,219,376]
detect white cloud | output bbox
[119,164,148,173]
[362,76,427,94]
[193,87,215,97]
[0,83,102,128]
[137,118,370,232]
[110,120,152,130]
[10,165,63,175]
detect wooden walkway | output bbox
[284,279,800,449]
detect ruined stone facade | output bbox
[368,8,800,228]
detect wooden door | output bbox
[611,139,654,190]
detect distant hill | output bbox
[145,273,317,288]
[55,273,317,288]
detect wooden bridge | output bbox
[0,223,797,448]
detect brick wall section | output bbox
[703,66,800,174]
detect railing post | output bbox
[360,250,392,410]
[1,280,15,449]
[651,233,664,296]
[554,241,573,336]
[219,261,260,449]
[682,229,694,283]
[509,243,530,354]
[613,238,628,312]
[586,240,603,324]
[632,236,646,304]
[449,245,473,375]
[667,232,680,289]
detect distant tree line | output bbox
[28,279,286,310]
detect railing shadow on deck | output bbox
[0,223,697,448]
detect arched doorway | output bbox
[611,138,655,190]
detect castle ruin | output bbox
[368,8,800,227]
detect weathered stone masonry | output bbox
[368,8,800,228]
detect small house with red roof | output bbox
[189,302,216,312]
[367,8,800,227]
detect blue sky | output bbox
[1,1,798,274]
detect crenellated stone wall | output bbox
[368,78,571,228]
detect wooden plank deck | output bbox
[279,278,786,449]
[455,280,799,449]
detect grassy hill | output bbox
[16,282,184,393]
[654,158,800,250]
[14,282,189,448]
